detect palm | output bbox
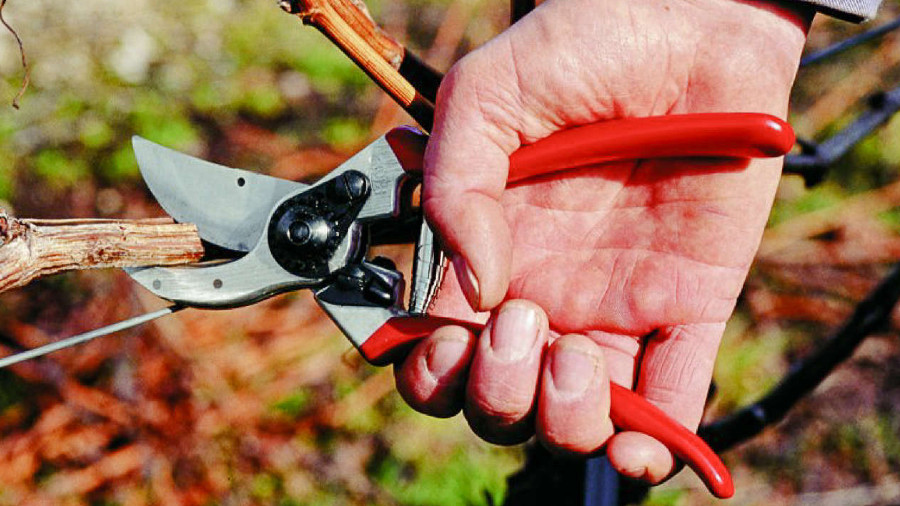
[431,157,780,341]
[425,0,801,341]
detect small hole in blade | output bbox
[237,177,246,187]
[213,279,223,289]
[152,280,162,290]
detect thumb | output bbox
[423,54,523,311]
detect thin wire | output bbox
[0,305,185,369]
[801,15,900,67]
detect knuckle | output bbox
[438,54,482,105]
[439,52,522,139]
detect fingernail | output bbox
[452,255,481,308]
[551,344,600,396]
[489,303,540,362]
[621,465,649,480]
[426,336,470,379]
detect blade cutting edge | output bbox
[132,136,306,252]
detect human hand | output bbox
[394,0,811,484]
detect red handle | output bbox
[360,316,734,499]
[385,112,794,180]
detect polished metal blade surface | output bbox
[125,242,318,309]
[132,136,307,252]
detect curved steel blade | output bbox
[125,218,362,308]
[125,246,316,309]
[132,136,307,252]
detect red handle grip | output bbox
[385,112,794,181]
[360,316,734,499]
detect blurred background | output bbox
[0,0,899,504]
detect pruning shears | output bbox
[0,112,795,498]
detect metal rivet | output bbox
[152,280,162,290]
[288,221,311,245]
[213,279,223,289]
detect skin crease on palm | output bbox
[394,0,813,485]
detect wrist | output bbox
[714,0,812,96]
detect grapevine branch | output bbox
[280,0,442,129]
[0,212,203,293]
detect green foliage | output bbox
[79,116,115,149]
[713,314,789,412]
[242,79,285,118]
[251,473,281,500]
[820,422,871,471]
[373,448,511,506]
[130,94,201,151]
[877,113,900,168]
[219,2,369,95]
[878,205,900,232]
[0,0,383,207]
[289,47,371,93]
[32,149,89,189]
[271,390,313,418]
[0,151,16,200]
[190,82,235,114]
[100,145,140,183]
[769,182,845,227]
[820,112,900,192]
[322,117,368,150]
[875,413,900,467]
[643,488,688,506]
[0,370,26,413]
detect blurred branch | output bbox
[785,86,900,186]
[700,262,900,452]
[0,0,30,109]
[800,15,900,67]
[0,211,203,294]
[280,0,442,129]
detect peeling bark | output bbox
[0,211,203,294]
[282,0,441,129]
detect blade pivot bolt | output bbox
[330,170,370,202]
[288,221,311,244]
[286,217,331,248]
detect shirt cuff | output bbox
[793,0,882,22]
